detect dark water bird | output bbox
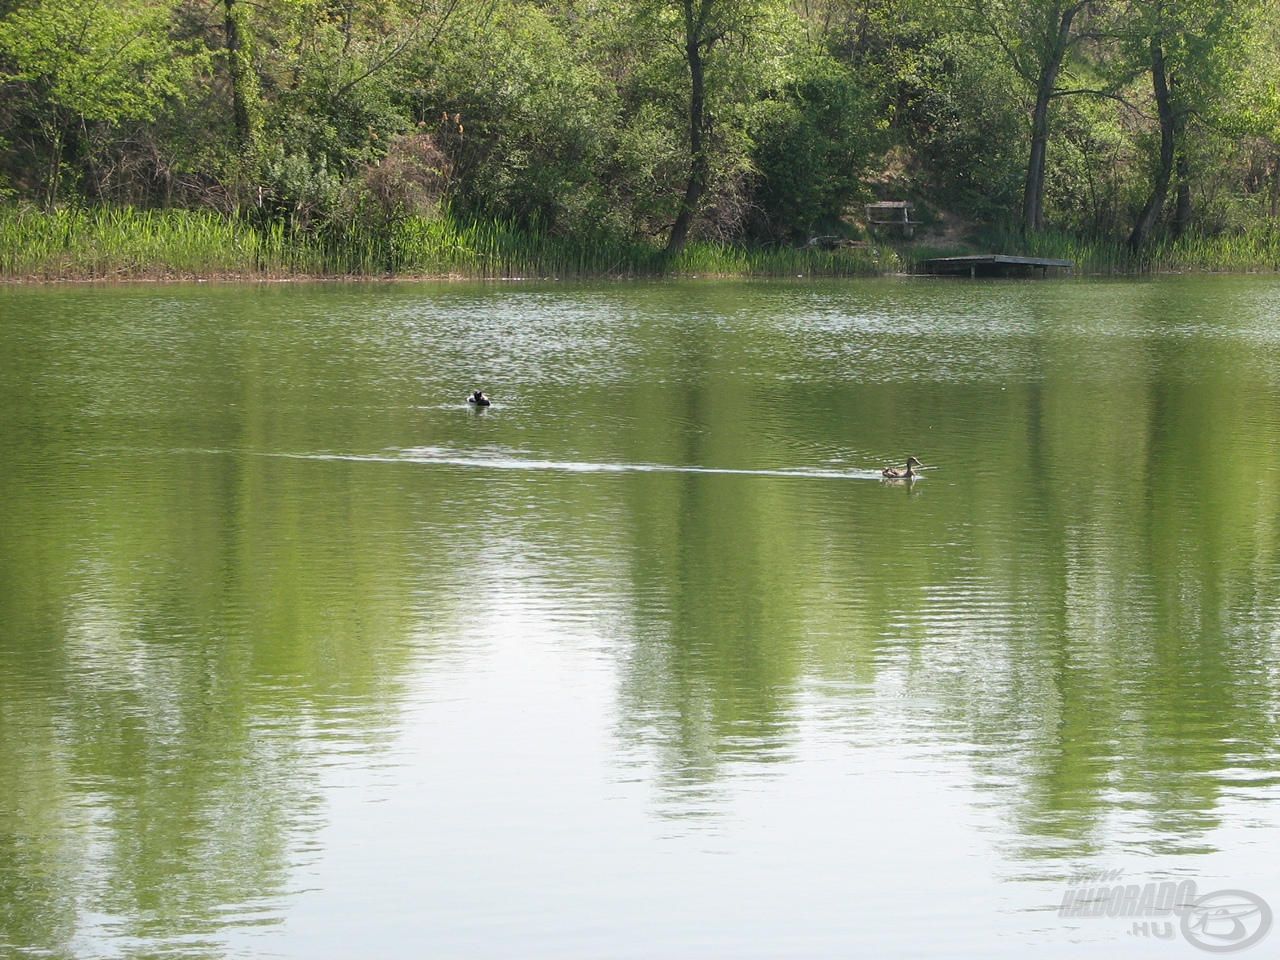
[467,390,491,407]
[881,456,923,479]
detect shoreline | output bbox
[6,267,1280,285]
[5,208,1280,284]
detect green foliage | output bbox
[410,4,617,234]
[262,8,406,172]
[0,0,192,122]
[0,0,1278,270]
[604,101,687,238]
[1043,95,1138,236]
[893,35,1025,221]
[748,53,883,240]
[0,0,204,202]
[255,145,344,230]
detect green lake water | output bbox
[2,277,1279,957]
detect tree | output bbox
[221,0,259,149]
[748,53,882,240]
[893,33,1028,221]
[964,0,1100,234]
[1125,0,1250,249]
[0,0,194,204]
[1216,9,1280,222]
[665,0,716,254]
[405,2,618,233]
[1126,25,1174,249]
[636,0,779,254]
[1021,2,1091,234]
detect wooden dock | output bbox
[921,254,1073,277]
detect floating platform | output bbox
[921,254,1074,277]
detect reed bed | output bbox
[965,226,1280,275]
[1,206,889,281]
[8,205,1276,282]
[0,206,324,278]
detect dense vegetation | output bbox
[1,0,1279,277]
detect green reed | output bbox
[1,205,895,281]
[966,225,1280,276]
[0,205,327,278]
[8,205,1280,282]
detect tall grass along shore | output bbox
[5,206,1280,282]
[0,206,891,281]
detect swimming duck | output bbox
[467,390,491,407]
[881,456,922,479]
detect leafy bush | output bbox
[893,36,1025,224]
[748,54,883,241]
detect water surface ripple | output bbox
[2,278,1280,958]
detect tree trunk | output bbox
[1270,155,1279,219]
[1172,155,1191,238]
[1170,73,1191,238]
[1128,39,1175,251]
[666,0,712,256]
[224,0,253,147]
[46,126,62,209]
[1022,5,1079,235]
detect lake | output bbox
[2,277,1279,958]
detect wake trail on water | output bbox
[173,446,885,481]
